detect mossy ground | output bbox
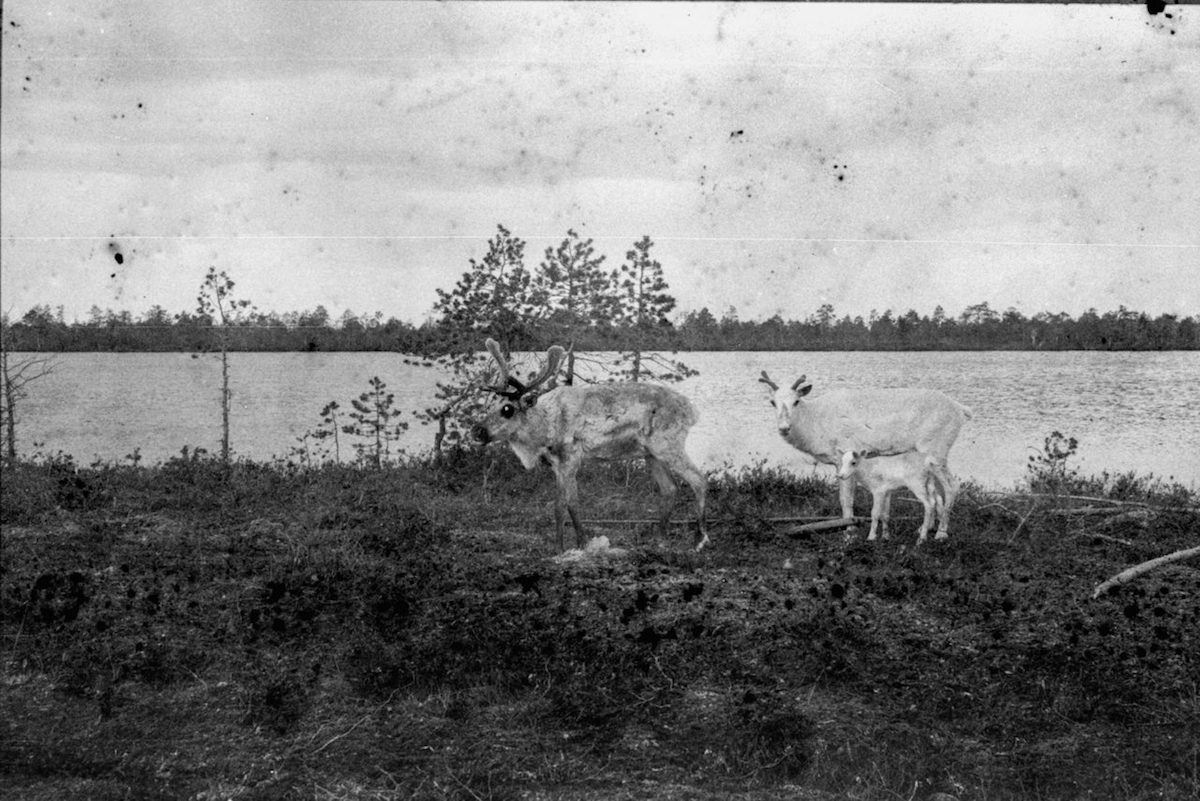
[2,451,1198,800]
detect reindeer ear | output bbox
[796,383,813,397]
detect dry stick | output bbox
[1027,494,1151,507]
[984,490,1199,512]
[975,499,1037,543]
[311,690,398,756]
[1047,506,1156,518]
[976,501,1021,517]
[779,517,866,535]
[580,518,696,527]
[1009,498,1040,543]
[1099,510,1155,528]
[1057,494,1200,514]
[1070,531,1135,547]
[312,711,373,756]
[579,515,863,526]
[576,513,868,532]
[1092,545,1200,599]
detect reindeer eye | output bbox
[500,403,516,419]
[792,399,800,407]
[769,400,776,408]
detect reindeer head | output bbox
[837,449,861,481]
[474,339,565,445]
[758,370,813,437]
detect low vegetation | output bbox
[2,448,1198,800]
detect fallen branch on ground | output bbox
[1070,531,1134,547]
[580,515,856,527]
[1098,510,1154,528]
[976,502,1022,518]
[1028,494,1150,507]
[1092,545,1200,599]
[1048,506,1127,517]
[993,491,1198,513]
[779,517,868,536]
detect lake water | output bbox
[9,351,1199,490]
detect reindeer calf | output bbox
[838,449,955,543]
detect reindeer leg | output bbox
[935,469,957,541]
[553,488,567,552]
[647,456,679,543]
[867,491,886,541]
[684,463,709,552]
[913,474,936,543]
[839,472,858,532]
[551,467,570,551]
[652,448,709,551]
[922,462,954,541]
[564,481,588,550]
[880,491,893,541]
[566,502,587,550]
[562,454,588,549]
[552,453,587,551]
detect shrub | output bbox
[1026,430,1080,492]
[0,461,57,523]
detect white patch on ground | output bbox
[550,535,630,563]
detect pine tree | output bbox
[196,268,254,464]
[342,377,407,468]
[532,229,613,382]
[417,225,542,456]
[609,236,695,383]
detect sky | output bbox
[2,1,1198,326]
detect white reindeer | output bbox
[837,449,949,543]
[474,340,709,551]
[758,371,971,536]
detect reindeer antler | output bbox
[791,374,807,391]
[524,346,565,394]
[758,371,779,391]
[484,340,565,400]
[484,338,524,398]
[484,339,508,382]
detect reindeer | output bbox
[837,449,949,543]
[474,339,709,551]
[759,371,970,537]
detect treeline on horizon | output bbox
[4,299,1197,352]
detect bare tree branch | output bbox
[1,346,59,459]
[1092,545,1200,599]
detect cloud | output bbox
[2,1,1198,325]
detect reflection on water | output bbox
[14,350,1200,489]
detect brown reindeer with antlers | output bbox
[473,339,709,551]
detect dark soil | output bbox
[2,452,1198,800]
